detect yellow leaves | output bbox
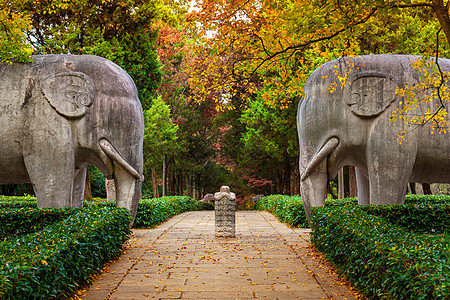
[392,57,450,141]
[329,82,337,94]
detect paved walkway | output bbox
[81,211,359,299]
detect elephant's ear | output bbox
[41,71,95,118]
[344,72,399,118]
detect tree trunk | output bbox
[422,183,432,195]
[168,157,175,196]
[338,168,344,199]
[151,167,159,198]
[283,163,291,195]
[186,174,192,197]
[327,181,337,199]
[178,173,183,195]
[409,183,416,194]
[291,167,300,195]
[349,166,357,197]
[192,178,196,200]
[432,0,450,46]
[84,168,93,202]
[162,155,167,197]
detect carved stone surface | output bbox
[0,54,144,221]
[297,54,450,223]
[252,194,265,203]
[214,186,236,238]
[106,179,116,202]
[200,193,214,204]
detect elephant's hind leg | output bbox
[72,166,87,207]
[355,167,370,205]
[367,142,415,205]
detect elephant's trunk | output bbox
[300,160,328,225]
[100,139,144,182]
[113,163,140,224]
[301,138,338,181]
[300,138,339,225]
[100,138,143,224]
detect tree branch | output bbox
[238,6,378,81]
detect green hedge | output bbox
[254,195,358,228]
[0,207,74,240]
[255,194,450,229]
[0,206,131,299]
[363,202,450,234]
[0,195,213,298]
[128,196,213,228]
[1,195,214,229]
[311,204,450,299]
[255,195,307,227]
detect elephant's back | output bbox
[304,54,450,95]
[30,54,138,99]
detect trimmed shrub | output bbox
[0,207,73,239]
[255,195,358,228]
[0,195,37,208]
[1,195,214,229]
[0,206,131,299]
[132,196,214,228]
[311,204,449,299]
[0,195,213,298]
[255,195,307,227]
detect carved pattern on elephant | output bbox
[41,71,95,118]
[344,72,399,118]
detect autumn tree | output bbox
[185,0,450,197]
[0,0,189,197]
[188,0,450,110]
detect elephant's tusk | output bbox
[99,139,144,182]
[301,137,339,181]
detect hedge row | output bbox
[255,194,450,228]
[0,195,213,298]
[254,195,308,227]
[123,196,213,228]
[254,195,357,228]
[311,203,450,299]
[0,207,74,240]
[0,206,131,299]
[0,195,214,229]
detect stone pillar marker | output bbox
[214,186,236,238]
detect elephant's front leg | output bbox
[23,113,75,208]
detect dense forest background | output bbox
[1,0,450,204]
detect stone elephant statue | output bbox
[297,54,450,223]
[0,54,144,220]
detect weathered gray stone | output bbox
[297,54,450,223]
[214,186,236,238]
[106,179,116,202]
[252,194,265,203]
[200,193,215,204]
[0,54,144,221]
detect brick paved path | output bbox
[81,211,358,299]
